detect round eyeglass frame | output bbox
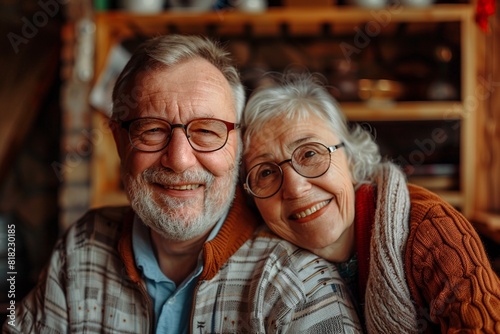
[120,117,240,153]
[244,142,345,199]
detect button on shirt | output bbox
[132,215,226,334]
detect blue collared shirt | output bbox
[132,215,226,334]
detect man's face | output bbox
[112,58,240,241]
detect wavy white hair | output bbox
[112,34,245,123]
[242,72,382,186]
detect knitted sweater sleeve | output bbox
[405,184,500,333]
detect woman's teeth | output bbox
[292,200,330,219]
[164,184,200,190]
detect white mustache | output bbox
[142,168,214,186]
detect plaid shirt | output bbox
[3,188,362,334]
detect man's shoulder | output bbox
[244,224,293,253]
[248,225,309,256]
[243,225,342,280]
[219,229,349,312]
[198,230,360,332]
[63,206,133,251]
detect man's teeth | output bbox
[164,184,200,190]
[293,200,330,219]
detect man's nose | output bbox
[160,127,197,173]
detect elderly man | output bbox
[3,35,361,333]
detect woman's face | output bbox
[244,113,356,261]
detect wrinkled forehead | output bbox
[115,60,236,121]
[243,111,339,157]
[244,107,334,142]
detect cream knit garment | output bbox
[364,162,419,333]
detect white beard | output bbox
[124,165,238,241]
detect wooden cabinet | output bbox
[89,4,482,219]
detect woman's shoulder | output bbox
[407,183,446,203]
[407,183,462,224]
[405,183,479,267]
[404,184,500,332]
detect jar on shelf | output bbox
[119,0,166,12]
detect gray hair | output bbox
[242,72,382,185]
[111,34,245,122]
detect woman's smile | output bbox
[289,199,332,221]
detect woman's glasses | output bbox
[244,142,344,199]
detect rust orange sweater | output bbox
[355,184,500,333]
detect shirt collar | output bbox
[132,211,228,284]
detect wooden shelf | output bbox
[94,4,475,80]
[473,211,500,244]
[90,3,480,219]
[96,5,473,26]
[342,101,465,121]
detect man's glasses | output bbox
[120,117,240,153]
[244,142,345,199]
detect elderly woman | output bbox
[241,73,500,333]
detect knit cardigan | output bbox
[355,183,500,333]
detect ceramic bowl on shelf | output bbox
[400,0,434,7]
[350,0,388,8]
[233,0,268,12]
[119,0,166,13]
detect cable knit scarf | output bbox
[364,162,419,333]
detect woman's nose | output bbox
[280,163,311,199]
[160,128,197,173]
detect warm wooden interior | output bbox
[87,4,499,236]
[90,6,474,207]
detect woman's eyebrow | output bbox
[286,136,315,151]
[244,151,275,165]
